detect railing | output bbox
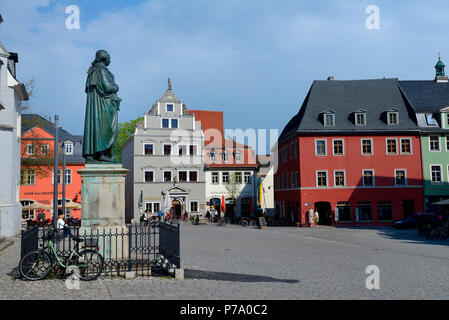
[20,221,180,277]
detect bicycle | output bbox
[19,229,104,281]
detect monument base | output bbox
[79,225,129,261]
[78,163,128,228]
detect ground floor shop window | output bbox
[378,201,393,221]
[336,201,351,221]
[357,202,372,221]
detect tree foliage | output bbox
[113,116,143,162]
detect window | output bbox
[24,169,35,185]
[40,144,49,155]
[316,171,327,187]
[431,165,442,183]
[145,202,160,214]
[162,119,169,128]
[163,144,172,156]
[294,143,298,158]
[362,170,374,186]
[290,173,295,188]
[26,144,35,155]
[296,172,299,188]
[65,143,73,155]
[144,171,154,182]
[235,172,242,184]
[212,172,219,184]
[64,169,72,185]
[334,171,345,187]
[178,171,187,182]
[324,114,335,127]
[430,136,440,151]
[378,201,393,221]
[361,139,372,155]
[171,119,178,129]
[357,202,372,221]
[446,136,449,151]
[209,152,216,162]
[163,171,172,182]
[426,114,436,125]
[222,172,229,183]
[178,145,187,156]
[221,152,229,162]
[190,201,199,212]
[189,145,197,156]
[234,151,241,162]
[333,140,344,155]
[387,112,398,125]
[386,139,398,154]
[315,140,326,156]
[189,171,198,182]
[355,113,366,126]
[336,201,351,221]
[166,104,174,112]
[395,170,406,186]
[244,172,252,184]
[400,139,412,154]
[144,144,154,155]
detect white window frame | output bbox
[400,138,413,155]
[143,170,155,182]
[26,143,35,155]
[446,136,449,152]
[386,138,398,155]
[189,144,198,156]
[332,139,345,156]
[334,170,346,187]
[209,151,217,162]
[162,144,172,156]
[362,169,375,187]
[212,172,219,184]
[65,143,74,155]
[171,118,179,129]
[177,144,188,156]
[355,112,366,126]
[40,144,49,155]
[163,170,173,182]
[143,143,154,155]
[394,169,407,186]
[430,164,443,184]
[387,111,399,125]
[24,169,35,185]
[361,138,373,156]
[316,170,328,188]
[189,200,199,213]
[235,172,242,184]
[315,139,327,156]
[324,113,335,127]
[244,172,252,184]
[221,152,230,162]
[188,170,199,182]
[222,171,229,184]
[145,202,161,214]
[234,151,242,162]
[429,136,441,152]
[165,103,175,113]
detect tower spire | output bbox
[435,54,447,82]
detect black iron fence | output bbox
[20,221,180,277]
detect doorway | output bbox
[314,202,332,226]
[403,199,415,219]
[172,200,182,218]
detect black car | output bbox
[393,212,442,230]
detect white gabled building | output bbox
[0,23,29,236]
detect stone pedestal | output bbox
[78,164,128,227]
[78,164,129,261]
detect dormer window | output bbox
[65,143,73,155]
[322,111,335,127]
[166,104,174,112]
[387,111,399,125]
[355,112,366,126]
[426,114,436,126]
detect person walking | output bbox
[315,210,319,226]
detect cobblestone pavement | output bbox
[1,224,449,299]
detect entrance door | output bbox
[403,199,415,219]
[172,200,182,218]
[314,202,332,226]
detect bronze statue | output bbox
[83,50,121,162]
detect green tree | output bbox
[113,116,143,162]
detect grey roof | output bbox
[21,114,85,164]
[399,81,449,112]
[280,78,419,142]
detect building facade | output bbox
[20,114,85,223]
[275,78,424,226]
[257,155,275,217]
[122,82,207,222]
[0,39,29,236]
[399,58,449,214]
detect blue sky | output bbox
[2,0,449,138]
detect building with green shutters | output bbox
[399,57,449,214]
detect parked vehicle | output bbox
[416,213,443,235]
[392,213,419,229]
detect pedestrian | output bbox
[315,211,319,226]
[158,209,162,221]
[206,210,211,222]
[57,212,74,239]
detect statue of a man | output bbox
[83,50,121,162]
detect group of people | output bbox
[205,209,225,223]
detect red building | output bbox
[275,78,424,226]
[20,114,85,224]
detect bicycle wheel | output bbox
[19,250,52,281]
[75,249,104,281]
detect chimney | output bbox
[327,76,334,81]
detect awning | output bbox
[431,199,449,205]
